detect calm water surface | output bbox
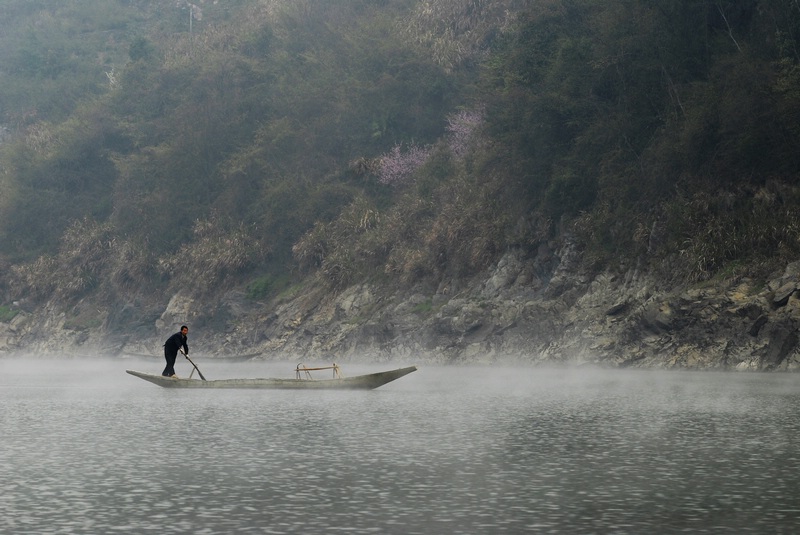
[2,358,800,534]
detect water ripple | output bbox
[2,361,800,533]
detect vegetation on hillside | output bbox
[2,0,800,311]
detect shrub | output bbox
[159,216,267,293]
[377,143,431,186]
[247,273,292,300]
[0,306,18,322]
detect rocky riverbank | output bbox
[2,240,800,371]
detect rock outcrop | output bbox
[3,241,800,371]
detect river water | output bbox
[2,358,800,534]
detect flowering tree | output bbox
[377,143,431,186]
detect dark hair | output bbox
[180,325,188,331]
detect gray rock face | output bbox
[4,240,800,371]
[193,244,798,370]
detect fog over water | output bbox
[2,357,800,534]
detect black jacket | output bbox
[164,332,189,356]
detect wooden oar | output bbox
[180,349,207,381]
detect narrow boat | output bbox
[126,364,417,390]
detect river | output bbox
[1,358,800,534]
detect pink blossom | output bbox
[378,143,431,185]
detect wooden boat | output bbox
[126,364,417,390]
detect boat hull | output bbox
[126,366,417,390]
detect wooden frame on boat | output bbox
[295,363,342,380]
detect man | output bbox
[162,325,189,377]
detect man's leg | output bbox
[162,351,177,376]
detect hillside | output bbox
[2,0,800,369]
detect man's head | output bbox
[180,325,188,335]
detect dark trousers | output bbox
[162,350,178,376]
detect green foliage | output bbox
[0,1,461,279]
[412,299,433,315]
[108,239,159,293]
[0,103,121,259]
[659,183,800,281]
[0,0,145,123]
[246,273,292,301]
[476,0,800,277]
[5,0,800,306]
[9,218,114,302]
[400,0,520,71]
[129,37,156,63]
[63,306,103,332]
[293,195,386,289]
[414,145,455,198]
[0,306,19,323]
[158,216,268,294]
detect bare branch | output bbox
[717,3,742,52]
